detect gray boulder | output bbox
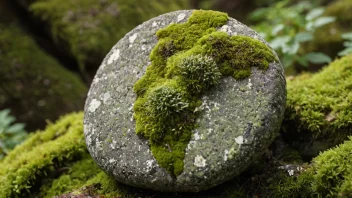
[84,10,286,192]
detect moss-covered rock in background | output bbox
[283,54,352,158]
[0,1,88,131]
[15,0,189,79]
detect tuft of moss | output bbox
[133,10,277,176]
[283,54,352,157]
[38,153,101,198]
[0,112,86,198]
[23,0,189,77]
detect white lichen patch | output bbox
[86,135,92,146]
[152,21,158,27]
[109,158,117,164]
[220,25,230,33]
[145,160,154,172]
[194,155,207,167]
[235,136,244,145]
[88,99,101,113]
[224,149,229,161]
[194,132,200,140]
[177,13,186,22]
[102,92,111,103]
[107,49,120,65]
[247,79,252,89]
[288,169,295,176]
[129,33,138,44]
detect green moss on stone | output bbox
[133,10,277,176]
[0,112,85,198]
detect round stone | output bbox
[84,10,286,192]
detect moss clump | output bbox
[0,21,87,130]
[270,137,352,197]
[133,10,277,176]
[0,112,86,198]
[310,137,352,197]
[284,54,352,156]
[25,0,189,77]
[38,153,101,198]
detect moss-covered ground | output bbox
[1,52,352,197]
[283,54,352,158]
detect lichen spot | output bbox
[177,13,186,22]
[102,92,111,104]
[146,160,154,172]
[220,25,230,33]
[107,49,120,65]
[194,155,207,167]
[224,149,229,161]
[235,135,244,145]
[129,33,138,44]
[88,99,101,113]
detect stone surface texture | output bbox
[84,10,286,192]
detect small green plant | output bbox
[338,32,352,56]
[250,0,335,68]
[0,109,27,160]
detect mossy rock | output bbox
[283,54,352,158]
[0,1,87,131]
[16,0,190,78]
[84,10,285,192]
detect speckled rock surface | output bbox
[84,10,286,192]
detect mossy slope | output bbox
[0,112,87,197]
[0,1,88,130]
[283,54,352,157]
[17,0,189,78]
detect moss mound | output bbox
[0,24,87,130]
[0,113,87,197]
[0,2,87,130]
[271,137,352,198]
[18,0,189,77]
[283,54,352,157]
